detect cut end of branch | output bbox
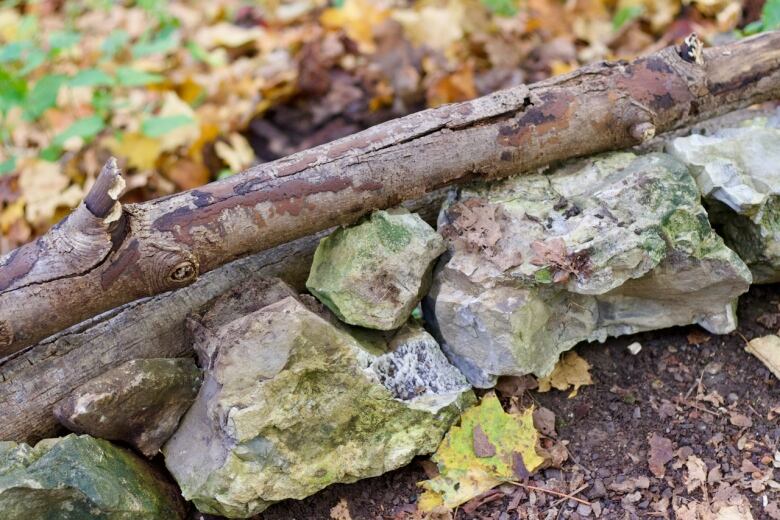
[679,33,705,66]
[85,157,125,220]
[630,122,656,143]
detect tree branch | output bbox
[1,32,779,356]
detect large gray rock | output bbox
[306,208,446,330]
[426,152,751,387]
[164,286,473,518]
[53,358,201,458]
[667,113,780,283]
[0,434,185,519]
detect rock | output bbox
[0,434,185,519]
[427,152,751,386]
[667,115,780,283]
[164,292,473,518]
[54,358,202,458]
[306,208,446,330]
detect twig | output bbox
[551,484,589,507]
[508,481,591,506]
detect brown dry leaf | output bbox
[472,425,496,458]
[766,501,780,520]
[537,351,593,398]
[648,433,674,478]
[392,2,465,53]
[745,335,780,380]
[685,455,708,493]
[687,329,711,345]
[426,63,478,108]
[729,412,753,429]
[330,498,353,520]
[18,159,84,225]
[164,158,211,191]
[532,407,556,437]
[495,375,538,397]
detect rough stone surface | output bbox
[54,358,202,458]
[426,152,751,387]
[667,113,780,283]
[0,434,186,519]
[306,208,446,330]
[164,292,473,518]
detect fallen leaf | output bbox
[532,407,556,437]
[648,433,674,478]
[214,133,255,172]
[330,498,352,520]
[18,159,83,225]
[537,351,593,397]
[685,455,708,493]
[687,329,711,345]
[417,394,544,511]
[495,374,538,397]
[320,0,390,53]
[104,132,161,171]
[155,92,200,152]
[745,335,780,380]
[729,412,753,429]
[473,425,497,458]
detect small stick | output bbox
[550,484,589,507]
[508,481,591,506]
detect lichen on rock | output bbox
[164,279,473,518]
[306,208,446,330]
[0,434,186,519]
[426,152,751,387]
[667,114,780,283]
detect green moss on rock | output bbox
[0,434,185,519]
[306,208,446,330]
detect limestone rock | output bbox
[667,116,780,282]
[306,208,446,330]
[0,434,185,519]
[54,358,202,458]
[427,152,751,387]
[164,294,473,518]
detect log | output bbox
[0,193,446,443]
[1,32,780,356]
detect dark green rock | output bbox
[0,434,186,519]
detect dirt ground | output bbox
[249,284,779,520]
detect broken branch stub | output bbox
[1,31,780,356]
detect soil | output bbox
[246,284,778,520]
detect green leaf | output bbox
[0,42,25,63]
[91,89,114,117]
[185,41,222,66]
[70,68,115,87]
[0,68,27,113]
[24,73,67,121]
[101,30,129,57]
[418,394,545,511]
[52,115,105,147]
[762,0,780,30]
[481,0,518,17]
[141,115,194,137]
[613,5,644,30]
[115,66,164,86]
[48,30,82,52]
[216,168,233,180]
[132,26,178,58]
[0,157,16,176]
[18,47,46,75]
[40,145,63,162]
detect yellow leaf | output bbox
[418,394,544,511]
[393,2,465,52]
[105,133,161,171]
[195,22,264,49]
[0,199,25,234]
[320,0,390,53]
[215,133,255,172]
[537,351,593,398]
[156,92,200,152]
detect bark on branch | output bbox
[1,32,780,356]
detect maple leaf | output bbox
[537,351,593,397]
[417,394,544,511]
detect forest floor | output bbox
[256,285,780,520]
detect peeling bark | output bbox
[1,32,780,355]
